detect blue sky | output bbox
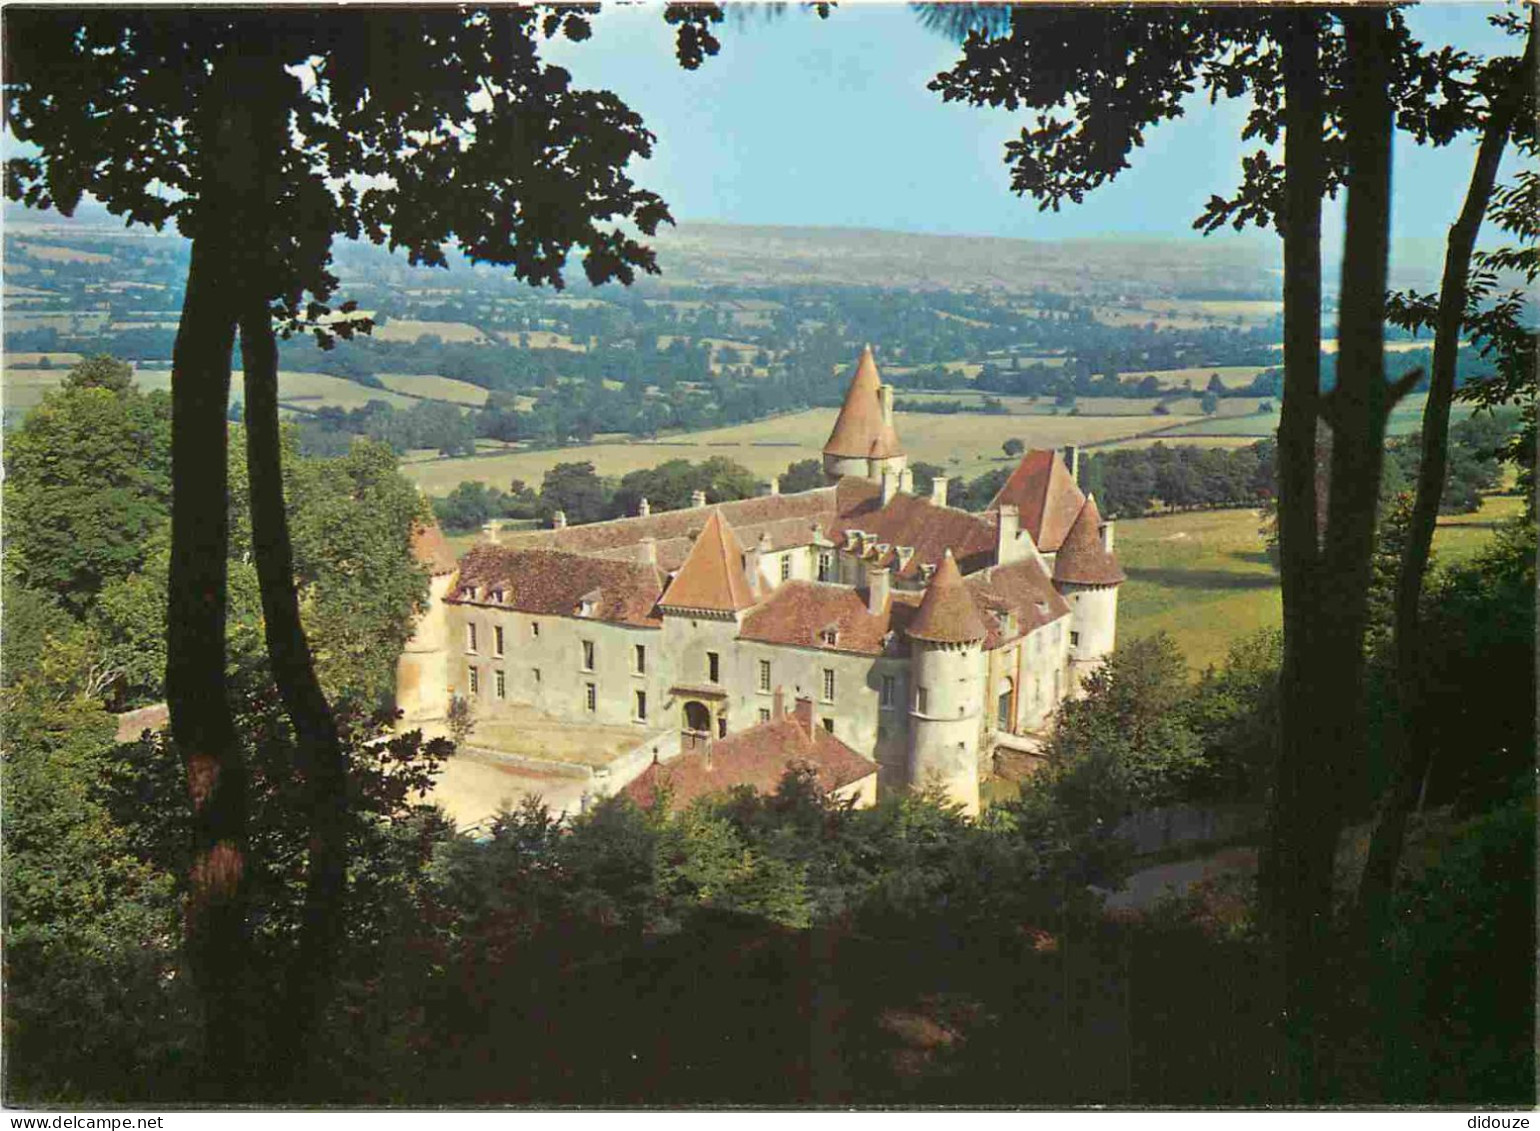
[545,2,1525,247]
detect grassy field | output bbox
[1158,391,1467,439]
[1115,492,1522,673]
[2,365,419,414]
[401,406,1187,494]
[372,319,489,344]
[375,372,490,406]
[1119,365,1270,389]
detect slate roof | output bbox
[823,345,902,459]
[1052,496,1126,586]
[659,509,758,613]
[450,546,665,626]
[907,549,989,644]
[623,700,876,812]
[988,449,1086,552]
[739,580,922,655]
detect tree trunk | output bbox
[240,306,350,1086]
[166,76,253,1101]
[1262,7,1327,1099]
[1358,29,1531,941]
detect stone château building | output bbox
[397,346,1125,814]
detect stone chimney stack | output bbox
[793,695,815,741]
[996,503,1027,565]
[867,565,891,616]
[638,496,651,517]
[481,519,503,544]
[1101,521,1115,553]
[552,510,567,530]
[1063,444,1081,485]
[881,468,899,506]
[931,475,949,507]
[691,489,708,509]
[767,476,780,497]
[773,685,786,719]
[639,536,657,567]
[878,382,895,427]
[899,467,914,495]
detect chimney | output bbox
[899,467,914,495]
[691,489,707,509]
[481,519,503,544]
[638,536,657,566]
[931,475,949,507]
[878,383,895,427]
[767,476,780,497]
[1101,521,1115,553]
[793,695,814,741]
[773,685,786,719]
[638,496,651,517]
[881,467,899,506]
[703,734,713,771]
[551,510,567,530]
[1063,444,1081,485]
[867,565,890,616]
[744,541,762,591]
[996,503,1027,565]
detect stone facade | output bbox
[399,346,1122,815]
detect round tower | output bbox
[823,344,906,483]
[1052,495,1126,690]
[905,549,987,815]
[396,519,459,724]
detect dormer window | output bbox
[820,626,839,647]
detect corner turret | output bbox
[822,345,906,483]
[905,549,985,814]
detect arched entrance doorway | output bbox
[682,700,712,751]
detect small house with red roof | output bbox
[397,346,1122,815]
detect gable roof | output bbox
[988,449,1086,552]
[740,580,922,655]
[659,509,758,613]
[623,702,875,812]
[906,549,989,644]
[823,345,902,459]
[411,520,459,576]
[831,477,998,579]
[965,557,1073,648]
[451,547,664,626]
[1053,495,1126,586]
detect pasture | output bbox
[372,319,489,344]
[2,364,418,414]
[375,372,490,406]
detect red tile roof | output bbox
[907,549,989,644]
[623,701,875,811]
[451,546,664,626]
[1053,496,1126,586]
[965,557,1073,648]
[411,521,460,576]
[988,449,1086,552]
[831,478,998,579]
[823,345,902,459]
[659,509,758,613]
[740,580,922,655]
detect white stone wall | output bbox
[907,639,985,815]
[395,571,456,723]
[1065,584,1118,687]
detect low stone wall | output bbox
[1114,803,1266,858]
[591,727,684,798]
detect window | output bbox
[917,686,929,714]
[585,683,597,713]
[780,557,791,582]
[468,666,480,696]
[822,668,835,702]
[494,625,505,656]
[818,552,833,582]
[820,628,838,646]
[634,643,646,675]
[821,717,834,734]
[880,674,895,709]
[533,667,541,685]
[997,690,1012,731]
[495,670,506,700]
[582,640,595,671]
[1070,630,1081,648]
[707,651,720,683]
[531,621,541,639]
[758,659,772,692]
[758,708,771,723]
[635,690,647,721]
[717,716,727,739]
[467,623,479,653]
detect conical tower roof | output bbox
[1053,495,1126,586]
[906,549,988,644]
[823,345,902,459]
[660,509,758,612]
[988,449,1086,552]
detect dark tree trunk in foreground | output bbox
[1262,8,1327,1099]
[241,306,350,1083]
[1358,26,1532,940]
[166,68,254,1100]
